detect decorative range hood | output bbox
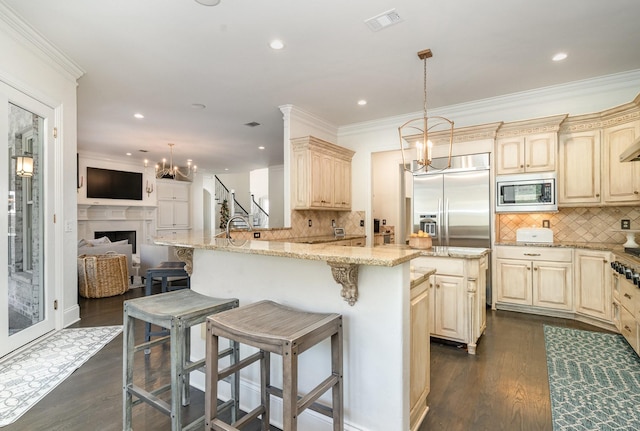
[620,136,640,162]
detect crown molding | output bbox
[339,69,640,138]
[279,104,338,140]
[0,1,84,82]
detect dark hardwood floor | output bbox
[4,286,611,431]
[420,309,612,431]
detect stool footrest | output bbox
[267,381,336,419]
[127,384,171,416]
[134,335,170,353]
[218,351,262,381]
[182,416,205,431]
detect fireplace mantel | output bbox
[78,204,156,221]
[77,204,157,254]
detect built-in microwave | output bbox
[496,172,557,213]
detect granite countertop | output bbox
[382,244,490,259]
[279,234,365,244]
[154,231,420,267]
[495,241,624,253]
[410,268,437,288]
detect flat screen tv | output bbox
[86,167,143,200]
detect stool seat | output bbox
[208,300,341,353]
[206,300,343,431]
[145,261,190,296]
[124,290,239,431]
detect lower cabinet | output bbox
[409,276,430,431]
[413,254,487,355]
[616,272,640,355]
[574,249,611,322]
[495,246,572,311]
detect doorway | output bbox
[1,86,55,357]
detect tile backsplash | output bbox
[228,210,366,241]
[497,206,640,244]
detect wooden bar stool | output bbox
[205,300,343,431]
[123,290,240,431]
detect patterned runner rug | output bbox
[0,326,121,426]
[544,325,640,430]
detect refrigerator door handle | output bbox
[436,198,442,245]
[444,198,450,246]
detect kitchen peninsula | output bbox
[155,232,432,431]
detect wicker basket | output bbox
[409,236,433,250]
[78,253,129,298]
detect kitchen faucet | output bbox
[226,215,252,239]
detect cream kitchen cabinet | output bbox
[495,246,572,312]
[603,120,640,204]
[156,180,191,232]
[291,136,354,211]
[574,249,611,322]
[413,253,487,355]
[409,272,431,431]
[495,115,567,175]
[558,128,602,205]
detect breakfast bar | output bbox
[155,232,432,431]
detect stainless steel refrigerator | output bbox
[413,153,491,248]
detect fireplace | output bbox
[95,230,137,254]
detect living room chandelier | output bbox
[147,143,197,180]
[399,48,454,173]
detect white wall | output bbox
[0,3,83,328]
[268,164,284,228]
[217,171,251,212]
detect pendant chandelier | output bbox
[399,49,454,173]
[149,143,197,180]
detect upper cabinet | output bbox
[603,119,640,204]
[291,136,355,211]
[156,179,191,231]
[495,115,567,175]
[558,114,602,205]
[558,96,640,207]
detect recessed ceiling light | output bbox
[134,113,144,119]
[224,168,229,171]
[358,99,367,106]
[552,52,568,62]
[191,103,206,109]
[258,146,265,150]
[269,39,285,50]
[195,0,221,6]
[126,152,132,156]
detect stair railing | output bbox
[250,194,269,228]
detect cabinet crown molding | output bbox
[414,121,503,146]
[559,94,640,133]
[496,114,568,138]
[291,135,355,160]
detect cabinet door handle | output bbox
[526,267,531,270]
[603,260,608,263]
[436,284,440,289]
[624,325,632,333]
[624,293,632,299]
[635,191,639,195]
[596,193,600,197]
[526,164,530,167]
[520,164,524,168]
[534,267,538,271]
[524,253,540,256]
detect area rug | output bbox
[544,325,640,430]
[0,326,122,426]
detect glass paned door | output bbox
[1,86,55,358]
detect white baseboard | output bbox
[190,370,364,431]
[62,304,80,328]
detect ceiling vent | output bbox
[244,122,261,127]
[364,9,403,32]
